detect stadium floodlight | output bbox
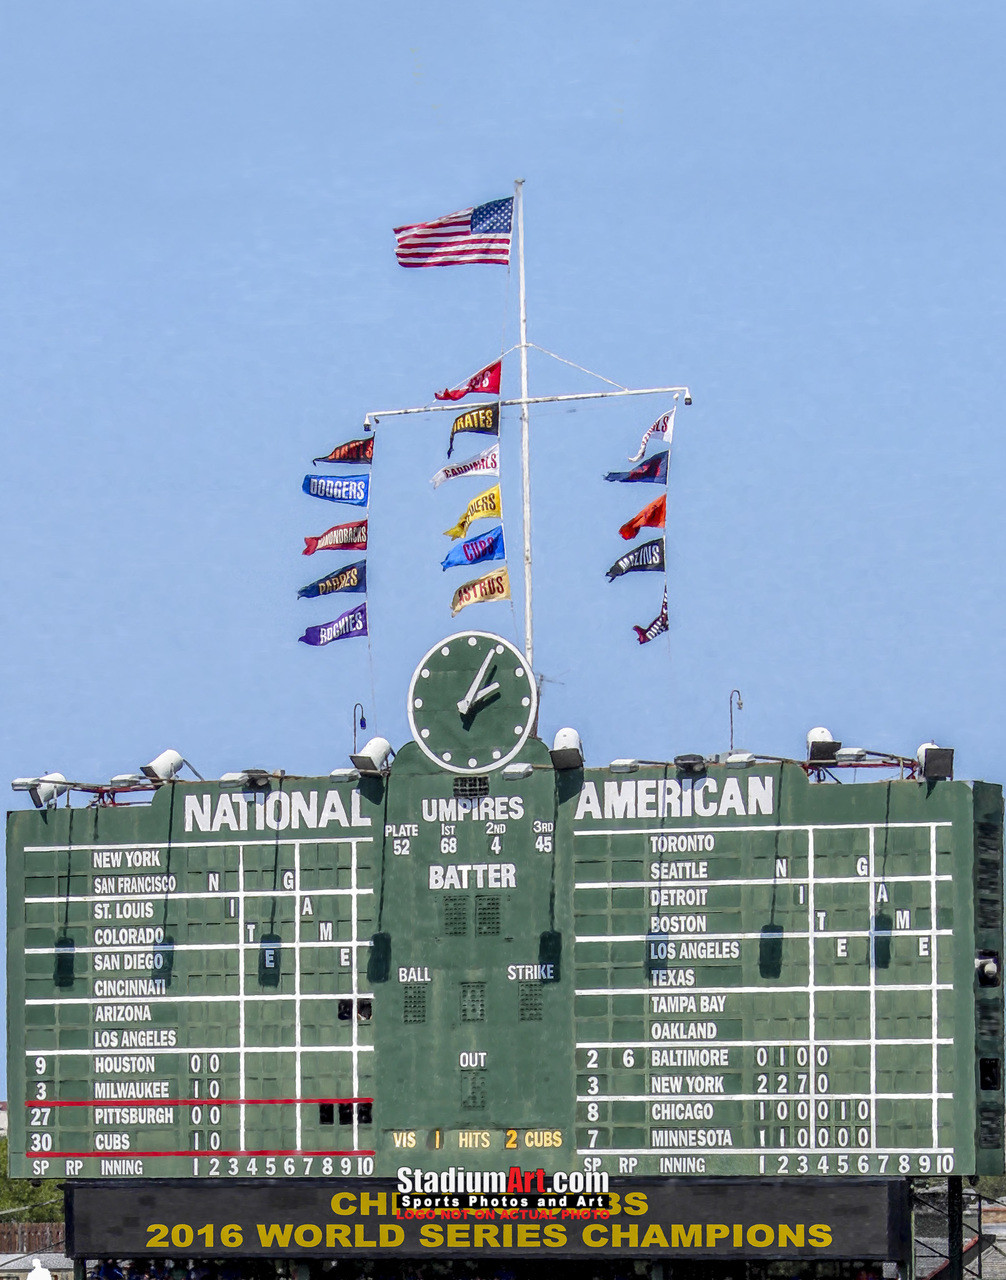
[725,751,756,768]
[807,727,841,763]
[609,759,639,773]
[549,728,584,771]
[502,763,533,780]
[110,773,145,786]
[141,749,185,785]
[835,747,867,764]
[219,769,271,790]
[12,772,68,809]
[349,736,393,776]
[329,768,361,782]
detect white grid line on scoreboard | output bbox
[294,841,302,1151]
[930,823,939,1147]
[351,837,360,1155]
[25,992,375,1005]
[868,825,877,1149]
[24,940,373,956]
[23,836,375,852]
[575,930,953,942]
[576,984,953,996]
[576,1038,953,1048]
[24,888,375,904]
[575,875,953,890]
[26,1045,375,1057]
[238,843,247,1149]
[572,821,953,837]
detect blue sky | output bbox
[2,0,1004,807]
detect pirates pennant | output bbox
[606,537,665,581]
[451,567,512,616]
[444,483,502,540]
[431,441,499,489]
[633,588,669,644]
[435,358,501,402]
[298,560,367,599]
[442,524,505,571]
[605,451,668,484]
[629,406,676,463]
[619,493,665,541]
[299,602,368,647]
[448,402,499,457]
[313,437,374,466]
[302,519,368,555]
[302,473,370,506]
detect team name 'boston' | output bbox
[575,776,774,821]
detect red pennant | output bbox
[435,359,502,402]
[619,494,666,541]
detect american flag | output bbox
[394,198,513,268]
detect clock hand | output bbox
[470,679,500,707]
[457,649,496,715]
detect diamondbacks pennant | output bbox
[450,567,511,616]
[298,602,368,646]
[302,473,370,506]
[629,406,676,463]
[441,524,505,571]
[447,402,499,457]
[302,518,368,555]
[312,437,374,466]
[633,588,669,644]
[619,493,665,540]
[430,441,499,489]
[604,450,668,484]
[606,537,665,582]
[435,359,501,402]
[297,560,367,599]
[444,483,502,540]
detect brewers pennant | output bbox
[298,602,368,647]
[606,537,665,582]
[441,525,505,571]
[604,451,668,484]
[619,493,665,540]
[297,560,367,599]
[447,402,499,457]
[394,198,513,268]
[629,407,676,463]
[302,473,370,506]
[444,483,502,540]
[312,437,374,466]
[302,519,368,555]
[634,588,669,644]
[430,441,499,489]
[451,567,512,616]
[435,359,501,402]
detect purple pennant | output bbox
[299,602,368,646]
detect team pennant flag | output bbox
[451,567,512,616]
[430,441,499,489]
[298,560,367,599]
[312,437,374,466]
[633,589,669,644]
[299,602,368,647]
[448,402,499,457]
[629,407,676,463]
[604,451,668,484]
[435,359,501,402]
[444,483,502,540]
[606,538,665,582]
[441,525,505,571]
[302,519,368,556]
[394,198,513,268]
[619,494,666,541]
[302,473,370,506]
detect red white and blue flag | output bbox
[394,198,513,268]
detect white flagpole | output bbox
[515,178,533,665]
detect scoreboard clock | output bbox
[5,633,1005,1182]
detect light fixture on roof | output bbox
[835,746,867,764]
[141,749,204,786]
[609,759,639,774]
[725,751,756,768]
[502,762,533,780]
[109,773,145,787]
[329,767,361,782]
[549,728,584,771]
[349,736,393,776]
[918,742,954,781]
[674,754,706,775]
[219,769,272,790]
[807,727,841,763]
[11,773,68,809]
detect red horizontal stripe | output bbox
[393,209,472,235]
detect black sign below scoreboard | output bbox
[66,1177,910,1260]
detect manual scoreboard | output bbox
[7,631,1004,1181]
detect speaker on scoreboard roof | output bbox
[758,923,783,979]
[367,931,391,983]
[538,930,561,982]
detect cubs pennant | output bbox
[450,567,512,616]
[302,473,370,506]
[629,406,676,463]
[435,359,501,402]
[448,401,499,457]
[633,588,669,644]
[441,524,505,571]
[299,602,368,646]
[605,537,665,581]
[297,560,367,599]
[302,519,368,555]
[444,483,502,540]
[430,441,499,489]
[312,437,374,466]
[604,451,668,484]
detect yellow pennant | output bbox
[443,483,502,540]
[451,566,511,616]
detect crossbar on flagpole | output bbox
[368,384,692,420]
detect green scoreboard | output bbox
[7,631,1005,1182]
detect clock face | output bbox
[407,631,538,774]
